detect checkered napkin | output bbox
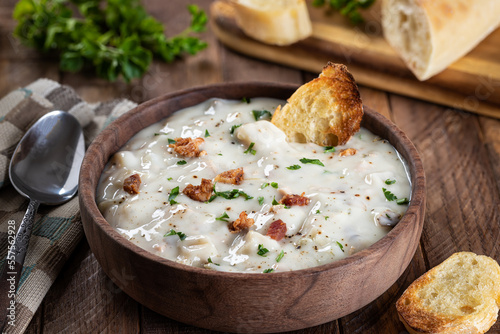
[0,79,136,334]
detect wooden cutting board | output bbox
[210,1,500,119]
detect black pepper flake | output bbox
[296,245,302,249]
[355,194,360,197]
[193,175,198,178]
[226,207,231,211]
[340,191,345,193]
[231,141,235,144]
[366,196,370,200]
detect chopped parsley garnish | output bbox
[154,132,169,136]
[272,197,279,205]
[177,160,187,165]
[382,188,409,205]
[316,210,321,214]
[252,109,272,121]
[204,129,210,137]
[271,182,278,189]
[396,198,409,205]
[385,179,396,185]
[208,257,220,266]
[167,177,173,181]
[325,216,329,220]
[218,153,223,156]
[244,142,256,155]
[287,164,301,170]
[165,229,186,241]
[324,146,336,153]
[168,138,176,145]
[168,186,179,205]
[276,250,285,262]
[209,185,254,202]
[230,124,242,134]
[258,196,265,205]
[241,97,251,104]
[216,212,230,222]
[382,188,398,201]
[263,268,274,273]
[300,158,324,167]
[261,183,269,189]
[336,241,344,252]
[257,244,269,256]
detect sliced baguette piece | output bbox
[229,0,312,46]
[396,252,500,334]
[381,0,500,81]
[271,62,363,146]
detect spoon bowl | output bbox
[0,110,84,330]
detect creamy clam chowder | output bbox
[97,98,411,273]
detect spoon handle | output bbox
[0,199,39,331]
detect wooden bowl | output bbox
[79,82,425,333]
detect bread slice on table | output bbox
[396,252,500,334]
[230,0,312,46]
[271,62,363,147]
[381,0,500,81]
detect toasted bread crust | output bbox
[396,252,500,334]
[271,62,363,146]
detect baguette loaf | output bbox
[230,0,312,46]
[271,62,363,146]
[382,0,500,81]
[396,252,500,334]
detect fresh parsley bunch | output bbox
[13,0,208,82]
[312,0,376,24]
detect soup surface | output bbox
[97,98,411,273]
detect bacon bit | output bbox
[214,167,244,185]
[228,211,255,233]
[170,137,206,157]
[183,178,213,202]
[123,173,141,194]
[338,148,357,157]
[266,220,287,241]
[279,192,310,206]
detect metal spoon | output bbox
[0,111,84,330]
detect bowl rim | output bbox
[79,81,425,279]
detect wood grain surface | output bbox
[0,0,499,333]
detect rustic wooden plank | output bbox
[389,96,500,266]
[41,240,139,333]
[479,116,500,196]
[358,86,391,120]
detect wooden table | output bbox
[1,0,499,333]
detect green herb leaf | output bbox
[13,1,208,82]
[316,210,321,214]
[300,158,325,167]
[396,198,409,205]
[258,196,265,205]
[286,164,301,170]
[252,109,272,121]
[216,212,230,222]
[271,182,278,189]
[230,124,242,134]
[276,250,285,262]
[244,142,256,155]
[312,0,375,24]
[167,177,173,181]
[241,97,251,104]
[382,188,397,201]
[261,183,269,189]
[168,186,179,205]
[177,160,187,165]
[204,129,210,137]
[208,257,220,266]
[272,197,279,206]
[257,244,269,257]
[165,229,186,240]
[385,179,396,185]
[336,241,345,252]
[324,146,336,153]
[168,138,177,145]
[325,216,329,220]
[210,185,254,202]
[263,268,274,273]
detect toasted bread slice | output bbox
[396,252,500,334]
[230,0,312,46]
[271,62,363,146]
